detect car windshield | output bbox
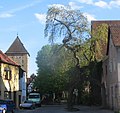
[29,95,39,98]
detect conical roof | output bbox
[6,36,30,56]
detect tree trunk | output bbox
[67,66,81,111]
[67,88,74,111]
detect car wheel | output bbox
[39,104,41,107]
[12,110,14,113]
[31,106,34,110]
[19,107,22,109]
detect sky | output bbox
[0,0,120,77]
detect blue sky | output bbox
[0,0,120,76]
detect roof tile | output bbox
[0,50,19,66]
[110,26,120,46]
[6,36,30,56]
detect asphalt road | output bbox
[15,105,114,113]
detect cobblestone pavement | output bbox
[15,105,114,113]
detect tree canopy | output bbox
[35,44,76,94]
[45,5,89,42]
[44,5,90,68]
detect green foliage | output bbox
[34,44,75,94]
[91,23,108,60]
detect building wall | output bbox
[0,63,21,108]
[108,35,118,110]
[7,54,29,77]
[103,34,119,111]
[116,47,120,110]
[102,56,108,108]
[19,72,27,103]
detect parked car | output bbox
[28,92,41,107]
[19,100,35,109]
[0,103,7,113]
[4,99,15,113]
[0,99,15,113]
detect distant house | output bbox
[0,50,21,108]
[92,20,120,111]
[27,74,36,93]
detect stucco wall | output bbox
[0,63,21,108]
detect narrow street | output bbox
[15,105,114,113]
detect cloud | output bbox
[68,2,83,9]
[75,0,120,8]
[0,13,14,18]
[94,1,109,8]
[9,1,42,14]
[83,13,96,22]
[48,4,68,9]
[110,0,120,7]
[34,13,46,24]
[0,1,42,19]
[76,0,93,4]
[49,0,119,9]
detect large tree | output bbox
[44,5,90,110]
[35,44,75,96]
[44,4,109,110]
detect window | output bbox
[4,67,12,80]
[9,91,11,99]
[109,60,113,73]
[115,85,117,98]
[29,95,40,98]
[4,91,9,99]
[105,65,107,75]
[4,91,11,99]
[113,58,116,71]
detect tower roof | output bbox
[6,36,30,56]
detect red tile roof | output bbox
[110,26,120,46]
[0,50,19,66]
[91,20,120,29]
